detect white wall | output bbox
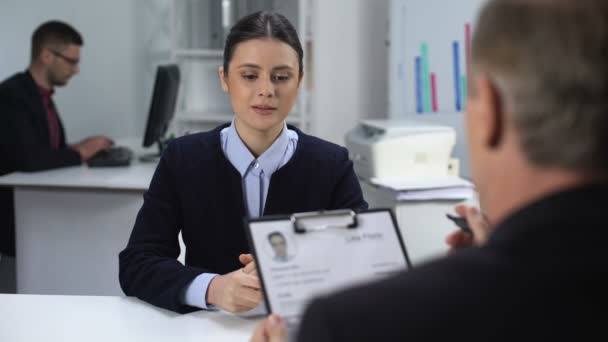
[0,0,145,142]
[311,0,389,145]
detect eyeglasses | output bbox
[50,50,80,66]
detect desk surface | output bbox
[0,137,158,190]
[0,162,157,190]
[0,294,259,341]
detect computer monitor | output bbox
[141,64,180,161]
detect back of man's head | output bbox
[31,20,83,63]
[472,0,608,174]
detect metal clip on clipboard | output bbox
[291,209,359,234]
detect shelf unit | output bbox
[168,0,313,136]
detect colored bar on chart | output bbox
[431,73,438,113]
[453,41,461,112]
[421,43,431,113]
[415,57,423,114]
[461,76,467,109]
[465,23,472,77]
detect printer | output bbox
[345,119,458,179]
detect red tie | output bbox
[38,87,61,149]
[46,100,61,149]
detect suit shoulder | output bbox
[297,132,349,164]
[301,245,604,339]
[0,72,28,97]
[161,129,222,165]
[169,130,215,149]
[299,132,346,153]
[305,249,500,322]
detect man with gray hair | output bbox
[252,0,608,340]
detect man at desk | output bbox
[0,21,112,258]
[252,0,608,340]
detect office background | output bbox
[0,0,392,148]
[0,0,394,295]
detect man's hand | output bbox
[207,254,262,313]
[445,204,491,252]
[251,315,287,342]
[70,136,114,161]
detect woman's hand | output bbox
[240,253,258,275]
[207,254,262,313]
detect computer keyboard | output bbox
[87,146,133,167]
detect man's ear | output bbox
[218,66,228,93]
[475,76,504,149]
[39,48,53,66]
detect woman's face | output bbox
[220,38,301,135]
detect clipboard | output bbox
[245,208,411,326]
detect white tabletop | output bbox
[0,294,260,342]
[0,162,157,190]
[0,137,160,190]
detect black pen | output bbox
[446,213,473,235]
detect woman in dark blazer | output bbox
[118,11,367,314]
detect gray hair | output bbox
[471,0,608,172]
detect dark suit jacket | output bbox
[0,71,80,174]
[0,71,81,255]
[297,185,608,341]
[119,125,368,313]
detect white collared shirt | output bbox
[181,118,298,309]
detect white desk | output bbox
[0,161,157,295]
[0,294,259,341]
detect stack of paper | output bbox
[369,175,475,201]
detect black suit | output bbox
[0,71,80,255]
[297,185,608,341]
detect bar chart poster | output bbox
[389,0,486,117]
